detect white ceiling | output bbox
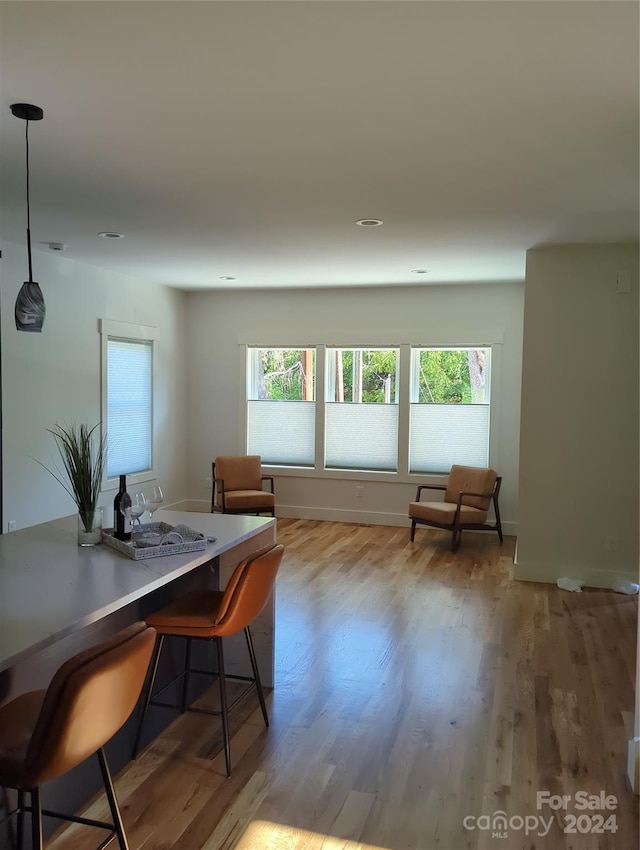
[0,1,638,291]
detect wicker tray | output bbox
[102,521,209,560]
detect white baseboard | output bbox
[628,737,640,794]
[277,505,517,535]
[513,553,639,590]
[184,499,516,535]
[278,505,411,526]
[164,499,192,512]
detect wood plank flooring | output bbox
[46,520,638,850]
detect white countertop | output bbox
[0,510,275,672]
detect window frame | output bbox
[246,347,317,467]
[408,345,492,474]
[239,329,503,483]
[99,319,159,490]
[324,346,400,472]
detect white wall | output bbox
[184,283,524,531]
[516,243,639,588]
[5,240,635,586]
[1,241,189,530]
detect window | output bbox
[246,348,316,466]
[409,347,490,473]
[325,348,398,471]
[243,338,496,477]
[100,320,158,483]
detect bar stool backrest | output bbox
[23,623,156,787]
[213,543,284,637]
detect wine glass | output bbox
[129,492,146,530]
[146,485,164,520]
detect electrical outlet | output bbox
[356,485,364,499]
[605,535,617,551]
[7,520,16,532]
[616,269,632,294]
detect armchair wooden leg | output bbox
[451,529,461,552]
[494,499,504,543]
[410,520,417,542]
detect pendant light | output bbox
[11,103,45,333]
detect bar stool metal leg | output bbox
[97,747,129,850]
[1,787,16,850]
[17,790,25,850]
[215,638,231,778]
[180,638,192,713]
[132,634,164,759]
[30,788,42,850]
[244,627,269,728]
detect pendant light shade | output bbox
[11,103,45,333]
[15,282,45,332]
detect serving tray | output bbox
[102,521,209,560]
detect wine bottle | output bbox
[113,474,132,541]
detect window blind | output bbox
[247,400,315,466]
[409,404,489,473]
[325,403,398,471]
[106,339,153,478]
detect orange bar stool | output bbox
[0,622,156,850]
[132,543,284,777]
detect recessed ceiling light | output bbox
[98,231,125,239]
[355,218,383,227]
[411,269,430,274]
[219,275,236,281]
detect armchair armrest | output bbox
[210,462,219,512]
[214,476,227,510]
[261,475,275,494]
[415,483,446,501]
[454,486,497,507]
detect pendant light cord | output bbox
[25,118,33,283]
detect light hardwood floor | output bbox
[47,519,638,850]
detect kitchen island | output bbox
[0,509,277,836]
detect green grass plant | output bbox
[36,423,106,532]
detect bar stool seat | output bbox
[132,542,284,777]
[0,622,156,850]
[145,590,226,636]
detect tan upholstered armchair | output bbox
[211,455,275,516]
[409,464,503,551]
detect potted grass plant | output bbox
[38,422,107,546]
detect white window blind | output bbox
[325,403,398,471]
[244,340,495,476]
[409,404,490,473]
[247,400,315,466]
[106,339,153,478]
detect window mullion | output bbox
[397,344,411,477]
[315,345,326,471]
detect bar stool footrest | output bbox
[150,679,259,716]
